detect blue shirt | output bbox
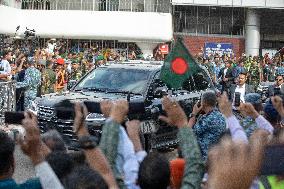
[0,178,41,189]
[193,109,226,159]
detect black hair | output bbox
[68,151,87,167]
[46,151,74,181]
[3,50,11,57]
[63,166,108,189]
[239,71,247,77]
[0,131,15,175]
[202,90,217,107]
[138,152,170,189]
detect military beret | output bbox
[96,55,104,61]
[72,60,79,64]
[57,58,65,65]
[245,93,261,104]
[38,59,46,66]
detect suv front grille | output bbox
[38,106,78,144]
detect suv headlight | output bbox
[86,113,105,126]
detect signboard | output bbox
[204,43,234,57]
[159,44,169,54]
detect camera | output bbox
[24,28,36,39]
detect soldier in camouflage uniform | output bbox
[248,61,260,90]
[67,61,82,89]
[41,61,56,95]
[16,59,41,109]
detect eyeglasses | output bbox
[276,79,283,81]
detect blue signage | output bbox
[204,43,234,58]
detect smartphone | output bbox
[234,92,241,107]
[4,112,25,125]
[197,100,201,108]
[274,87,281,96]
[260,144,284,175]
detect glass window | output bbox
[75,67,151,94]
[174,5,245,36]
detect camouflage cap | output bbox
[38,59,46,66]
[72,59,79,64]
[244,93,261,104]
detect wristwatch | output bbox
[78,135,99,150]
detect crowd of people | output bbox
[195,49,284,94]
[0,39,284,189]
[0,39,166,111]
[1,91,284,189]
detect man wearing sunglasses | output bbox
[267,74,284,97]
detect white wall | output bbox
[0,5,173,42]
[172,0,284,9]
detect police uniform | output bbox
[67,61,82,89]
[239,93,261,137]
[17,65,41,109]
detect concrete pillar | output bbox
[136,42,157,59]
[245,9,260,56]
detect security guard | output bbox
[16,58,41,110]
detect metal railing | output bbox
[0,81,16,124]
[19,0,171,13]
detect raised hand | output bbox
[208,130,268,189]
[271,96,284,117]
[73,102,89,136]
[110,100,129,124]
[100,100,113,118]
[159,96,188,128]
[217,92,233,118]
[239,103,259,119]
[20,112,50,165]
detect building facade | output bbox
[0,0,283,57]
[173,0,284,57]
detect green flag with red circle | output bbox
[160,38,200,89]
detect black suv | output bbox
[33,61,215,151]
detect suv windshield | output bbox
[74,67,151,94]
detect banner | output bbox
[159,44,169,54]
[204,43,234,57]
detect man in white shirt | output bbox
[0,51,12,81]
[230,72,255,103]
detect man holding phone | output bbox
[230,71,255,104]
[267,74,284,97]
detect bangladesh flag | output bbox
[160,38,201,89]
